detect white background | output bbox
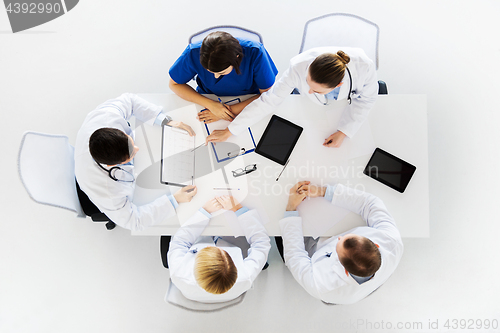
[1,1,499,332]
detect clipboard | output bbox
[160,125,195,187]
[201,98,257,163]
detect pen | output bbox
[276,159,290,181]
[182,183,196,193]
[187,176,194,192]
[213,188,240,191]
[191,143,205,152]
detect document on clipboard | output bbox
[202,98,256,163]
[160,125,195,187]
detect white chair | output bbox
[18,131,116,229]
[298,13,387,94]
[165,279,245,312]
[18,131,85,217]
[300,13,379,69]
[189,25,263,44]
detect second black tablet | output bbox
[363,148,417,193]
[255,115,303,165]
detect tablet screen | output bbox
[255,115,303,165]
[363,148,416,193]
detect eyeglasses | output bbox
[232,164,257,177]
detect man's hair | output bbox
[309,50,350,88]
[200,31,243,75]
[194,246,238,294]
[89,128,130,165]
[339,236,381,277]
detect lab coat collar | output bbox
[303,63,354,103]
[312,237,381,292]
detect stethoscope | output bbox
[313,66,353,106]
[95,161,135,183]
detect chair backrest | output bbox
[189,25,263,45]
[18,131,84,217]
[165,279,245,312]
[300,13,379,69]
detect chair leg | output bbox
[105,221,116,230]
[274,236,285,263]
[160,236,172,269]
[378,80,388,95]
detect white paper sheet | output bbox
[161,126,195,185]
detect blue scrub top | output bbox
[169,38,278,96]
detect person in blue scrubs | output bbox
[169,31,278,123]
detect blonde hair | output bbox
[309,50,351,88]
[194,247,238,294]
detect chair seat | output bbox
[165,279,245,312]
[18,131,84,217]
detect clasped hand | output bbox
[286,181,326,211]
[203,195,242,214]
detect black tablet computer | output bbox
[255,115,303,165]
[363,148,416,193]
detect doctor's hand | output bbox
[300,184,327,198]
[168,121,196,136]
[207,101,235,122]
[323,131,346,148]
[202,198,223,214]
[286,181,309,211]
[174,185,197,203]
[206,128,232,144]
[216,195,243,212]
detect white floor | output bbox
[1,1,500,332]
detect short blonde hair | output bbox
[194,246,238,294]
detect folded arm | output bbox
[279,215,322,299]
[238,209,271,281]
[100,194,177,232]
[167,210,211,272]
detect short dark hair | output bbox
[200,31,243,75]
[339,236,381,277]
[89,128,130,165]
[309,51,350,88]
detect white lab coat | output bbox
[279,184,403,304]
[228,47,378,138]
[74,93,174,231]
[168,209,270,303]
